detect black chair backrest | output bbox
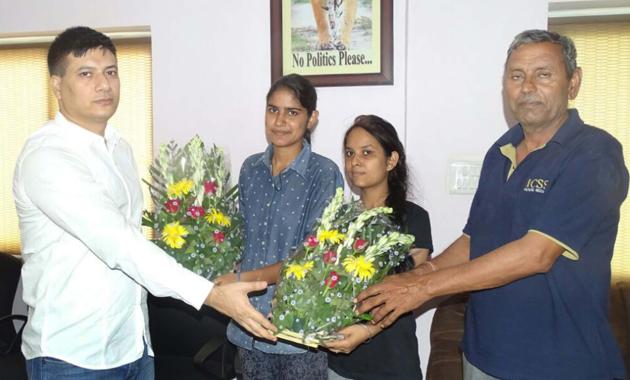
[0,253,22,347]
[0,253,27,380]
[0,253,21,315]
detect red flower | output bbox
[325,271,339,289]
[323,250,337,264]
[204,180,217,195]
[213,231,225,243]
[304,235,318,248]
[187,206,205,219]
[353,239,368,251]
[164,199,180,213]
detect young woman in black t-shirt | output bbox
[324,115,433,380]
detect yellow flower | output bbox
[162,221,189,249]
[317,229,346,244]
[343,255,376,281]
[205,208,231,227]
[285,261,315,281]
[167,179,194,198]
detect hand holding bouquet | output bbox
[270,188,414,347]
[142,136,243,280]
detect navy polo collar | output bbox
[256,140,312,178]
[496,109,583,148]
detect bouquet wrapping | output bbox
[142,136,243,280]
[270,188,414,347]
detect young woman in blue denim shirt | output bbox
[220,74,343,379]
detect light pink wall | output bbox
[1,0,547,372]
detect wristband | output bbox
[359,324,372,343]
[425,260,438,272]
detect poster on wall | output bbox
[270,0,393,86]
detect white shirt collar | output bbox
[54,112,120,151]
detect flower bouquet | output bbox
[142,136,243,280]
[270,188,415,347]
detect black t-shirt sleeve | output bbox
[403,201,433,254]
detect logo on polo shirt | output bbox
[524,178,549,194]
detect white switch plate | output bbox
[447,160,482,194]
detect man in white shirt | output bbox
[13,26,276,380]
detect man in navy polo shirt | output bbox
[357,29,628,379]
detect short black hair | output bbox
[47,26,116,76]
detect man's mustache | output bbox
[517,95,543,105]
